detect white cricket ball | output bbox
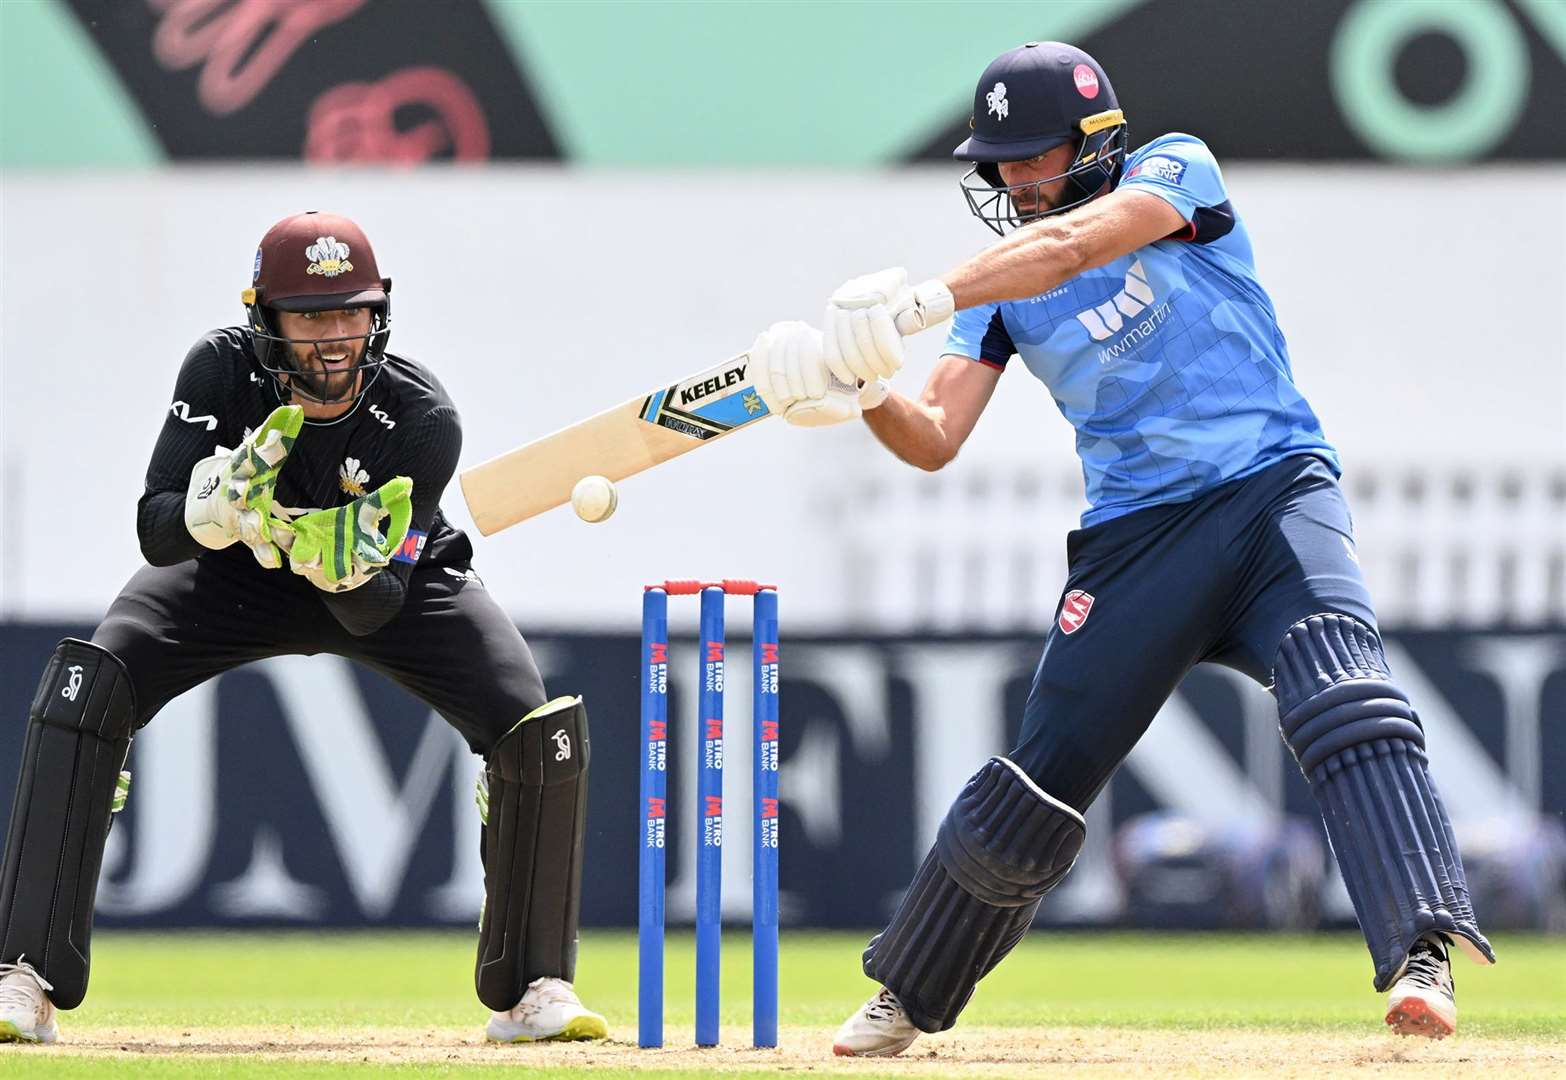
[570,474,618,523]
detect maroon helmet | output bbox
[241,210,392,404]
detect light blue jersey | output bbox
[945,133,1338,526]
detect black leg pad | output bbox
[1275,614,1495,991]
[475,696,590,1012]
[0,639,137,1009]
[863,757,1085,1032]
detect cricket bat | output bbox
[460,351,769,535]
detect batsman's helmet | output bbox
[241,210,392,404]
[953,42,1128,235]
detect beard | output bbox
[287,342,364,403]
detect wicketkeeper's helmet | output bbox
[241,210,393,404]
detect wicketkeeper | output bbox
[0,211,604,1045]
[746,42,1493,1053]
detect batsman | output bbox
[746,42,1494,1053]
[0,211,605,1045]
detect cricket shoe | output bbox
[833,986,920,1057]
[486,977,607,1043]
[0,957,58,1044]
[1385,934,1456,1039]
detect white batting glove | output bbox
[820,267,952,385]
[747,321,876,428]
[857,377,891,411]
[747,320,828,415]
[822,268,957,385]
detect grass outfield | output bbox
[7,930,1564,1078]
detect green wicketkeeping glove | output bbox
[184,404,305,568]
[275,475,413,592]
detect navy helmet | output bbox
[954,42,1128,235]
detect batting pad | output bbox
[0,639,137,1009]
[1275,614,1495,991]
[864,757,1085,1032]
[475,695,590,1012]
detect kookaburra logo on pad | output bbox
[61,664,84,701]
[306,236,353,277]
[986,82,1009,121]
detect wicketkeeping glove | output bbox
[274,475,413,593]
[184,404,305,568]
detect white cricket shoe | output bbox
[0,957,58,1044]
[485,976,607,1043]
[833,986,920,1057]
[1385,934,1456,1039]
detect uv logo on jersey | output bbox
[1074,260,1155,342]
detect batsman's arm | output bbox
[862,355,1001,471]
[941,190,1185,310]
[138,336,237,566]
[317,405,460,637]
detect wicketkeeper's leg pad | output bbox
[0,639,137,1010]
[1275,614,1495,991]
[863,756,1085,1032]
[475,695,590,1012]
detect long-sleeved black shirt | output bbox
[139,327,471,635]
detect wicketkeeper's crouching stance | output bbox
[0,211,605,1046]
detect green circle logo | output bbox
[1330,0,1531,161]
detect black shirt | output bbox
[138,327,471,635]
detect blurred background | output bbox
[1,0,1562,939]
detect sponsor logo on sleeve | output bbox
[1127,156,1187,184]
[170,401,218,431]
[391,529,428,564]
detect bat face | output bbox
[460,351,773,535]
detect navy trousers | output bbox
[1012,453,1374,811]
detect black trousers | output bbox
[92,549,545,754]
